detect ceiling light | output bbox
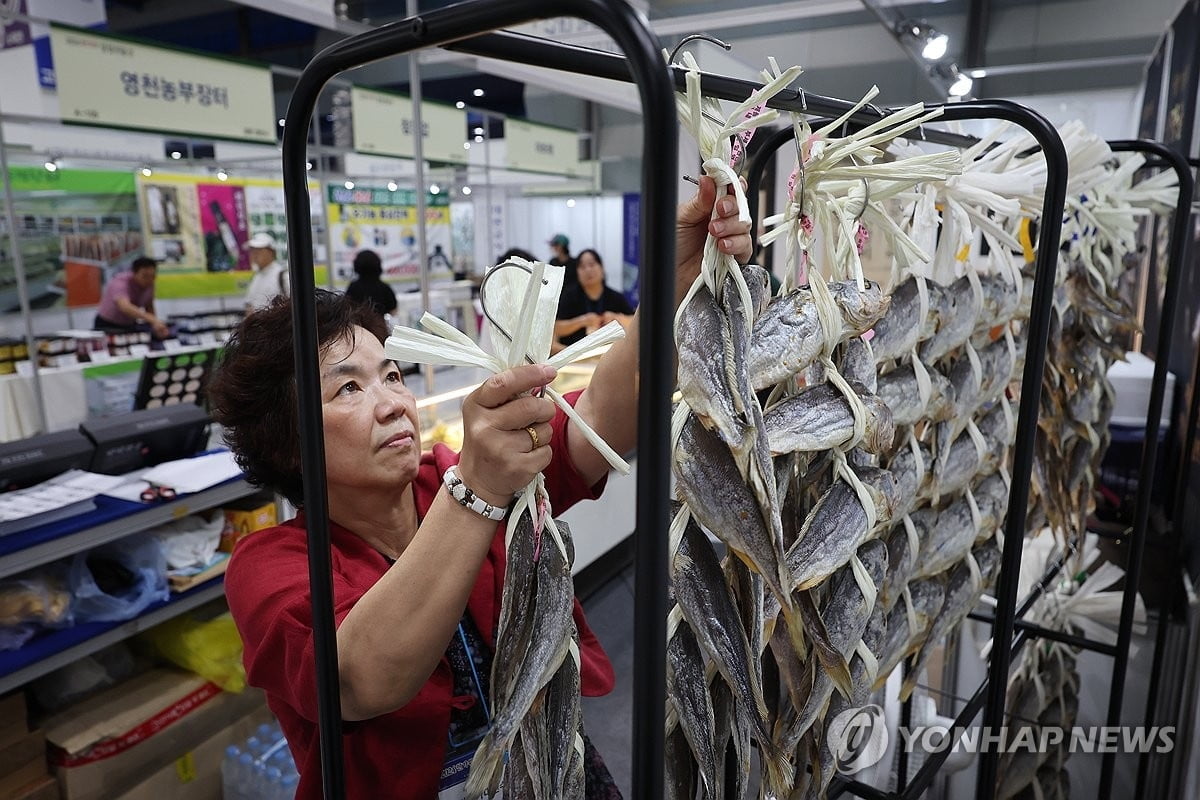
[566,198,576,208]
[141,166,153,177]
[969,68,988,79]
[474,135,484,143]
[305,161,314,171]
[387,181,398,192]
[216,168,229,181]
[461,186,472,195]
[948,71,974,97]
[473,126,484,135]
[455,101,465,109]
[278,118,286,127]
[472,88,485,97]
[170,151,183,160]
[463,142,471,150]
[429,183,440,194]
[43,158,58,172]
[922,32,949,61]
[344,180,354,189]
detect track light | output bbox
[948,70,974,97]
[899,20,949,62]
[387,181,398,192]
[44,158,59,172]
[429,183,440,195]
[216,168,229,181]
[344,180,354,189]
[141,166,153,177]
[461,186,472,195]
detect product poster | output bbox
[326,183,452,289]
[138,173,326,297]
[0,167,139,312]
[1164,0,1199,152]
[621,191,640,307]
[196,183,248,272]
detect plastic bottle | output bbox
[278,773,299,800]
[221,745,243,800]
[235,752,254,798]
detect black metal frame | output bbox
[743,134,1192,799]
[280,4,678,798]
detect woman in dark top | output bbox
[345,249,398,319]
[554,249,635,348]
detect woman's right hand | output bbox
[456,364,557,507]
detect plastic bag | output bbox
[69,534,169,623]
[152,513,223,570]
[0,567,72,627]
[136,609,246,692]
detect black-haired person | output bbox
[548,232,578,293]
[554,249,634,348]
[94,256,169,338]
[345,249,398,319]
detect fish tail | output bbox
[464,735,503,799]
[760,737,796,796]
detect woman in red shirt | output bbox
[206,177,751,799]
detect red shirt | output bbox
[224,392,614,800]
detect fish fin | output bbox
[796,590,854,697]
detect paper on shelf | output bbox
[140,451,242,495]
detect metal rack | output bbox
[740,131,1193,799]
[277,3,1189,798]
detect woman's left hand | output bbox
[674,176,754,299]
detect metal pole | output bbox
[1136,606,1173,798]
[280,4,675,797]
[0,97,49,434]
[1098,140,1194,800]
[406,0,434,395]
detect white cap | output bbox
[245,233,277,250]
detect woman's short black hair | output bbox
[576,248,603,267]
[497,247,536,264]
[207,290,389,506]
[352,249,383,279]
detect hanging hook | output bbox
[668,32,732,65]
[477,259,549,370]
[799,87,808,112]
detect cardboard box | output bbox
[43,668,265,800]
[114,705,273,800]
[9,774,59,800]
[219,497,277,552]
[0,729,45,778]
[0,691,28,748]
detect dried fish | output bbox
[921,275,982,362]
[666,620,722,800]
[870,275,941,362]
[763,381,895,456]
[875,577,946,689]
[747,282,889,391]
[786,465,899,591]
[877,361,955,427]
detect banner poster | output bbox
[138,173,325,298]
[621,191,640,307]
[326,183,452,289]
[0,166,138,312]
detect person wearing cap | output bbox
[243,233,290,315]
[548,233,578,293]
[94,256,169,338]
[345,249,398,320]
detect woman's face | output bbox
[319,326,421,495]
[577,252,604,290]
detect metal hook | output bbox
[668,32,732,65]
[846,153,871,222]
[478,259,549,369]
[799,87,807,112]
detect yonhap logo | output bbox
[829,704,889,775]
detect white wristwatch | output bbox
[442,465,509,521]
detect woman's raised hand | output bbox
[456,364,558,507]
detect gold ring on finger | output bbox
[525,425,540,451]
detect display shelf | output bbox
[0,577,225,694]
[0,477,254,579]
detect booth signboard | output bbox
[504,119,582,177]
[326,183,453,289]
[350,87,469,165]
[50,25,275,143]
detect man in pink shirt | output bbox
[93,256,169,338]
